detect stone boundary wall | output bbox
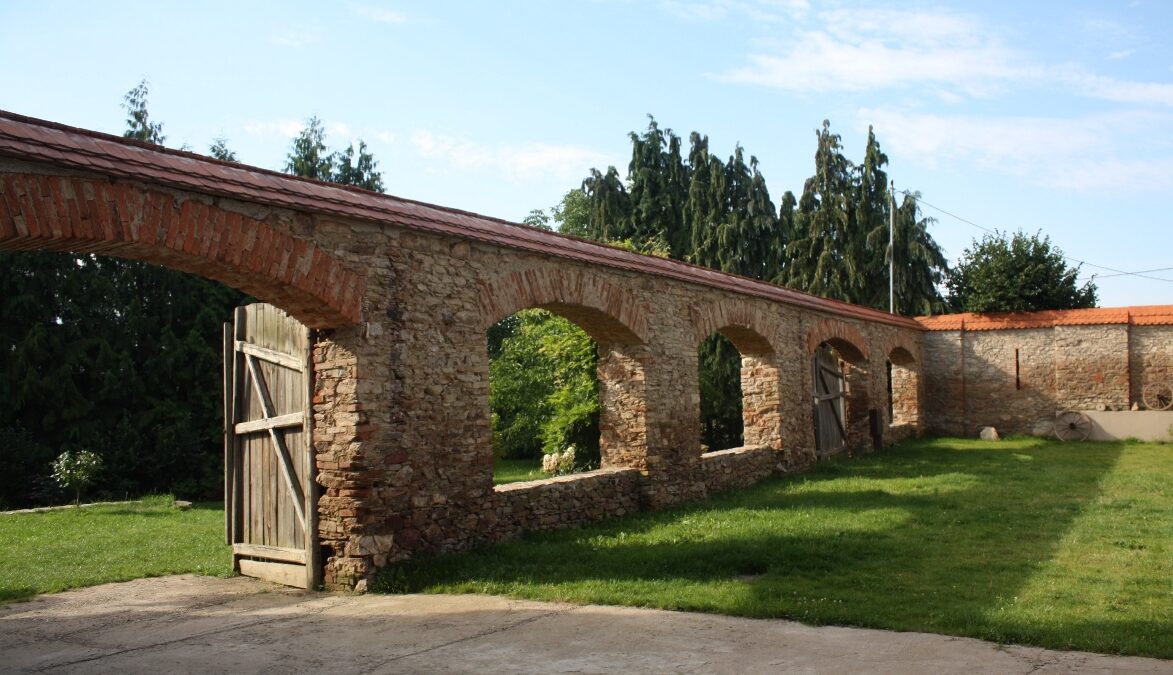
[699,446,780,495]
[922,322,1173,437]
[489,469,643,541]
[0,121,929,591]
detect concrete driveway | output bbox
[1,575,1169,674]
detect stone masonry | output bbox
[5,112,1169,591]
[920,309,1173,437]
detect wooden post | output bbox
[222,323,233,545]
[231,306,247,572]
[304,328,321,590]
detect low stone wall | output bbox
[885,423,917,446]
[489,468,643,541]
[699,446,779,495]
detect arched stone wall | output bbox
[0,172,363,328]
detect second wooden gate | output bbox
[813,344,847,458]
[223,303,319,589]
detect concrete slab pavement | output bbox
[0,575,1169,674]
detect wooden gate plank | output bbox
[238,559,309,589]
[245,352,307,529]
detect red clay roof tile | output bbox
[916,305,1173,331]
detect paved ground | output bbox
[1,575,1169,674]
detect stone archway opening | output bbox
[698,325,780,453]
[0,249,249,510]
[887,346,919,432]
[813,338,871,458]
[486,303,648,485]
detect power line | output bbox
[907,191,1173,284]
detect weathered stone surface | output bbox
[923,323,1173,437]
[979,426,1000,441]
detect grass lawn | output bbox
[494,457,544,485]
[0,495,232,603]
[378,437,1173,658]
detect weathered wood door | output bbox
[813,344,847,458]
[223,303,319,589]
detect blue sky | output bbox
[2,0,1171,307]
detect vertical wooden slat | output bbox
[223,322,233,545]
[231,306,247,568]
[305,327,320,589]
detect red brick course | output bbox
[0,173,362,328]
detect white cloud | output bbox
[354,4,407,24]
[856,107,1173,192]
[715,7,1173,111]
[1061,71,1173,108]
[243,119,306,138]
[717,8,1032,96]
[1107,49,1135,61]
[374,131,396,144]
[411,131,611,182]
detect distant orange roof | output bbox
[917,305,1173,331]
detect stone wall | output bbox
[699,446,780,495]
[922,322,1173,437]
[1131,325,1173,407]
[0,119,929,591]
[322,224,925,588]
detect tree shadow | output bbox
[380,439,1170,655]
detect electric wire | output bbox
[907,191,1173,284]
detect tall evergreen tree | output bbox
[284,117,385,192]
[785,120,861,302]
[284,117,334,181]
[122,79,165,144]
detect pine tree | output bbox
[284,117,333,181]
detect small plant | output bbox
[51,449,103,507]
[541,444,579,476]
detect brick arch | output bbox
[806,317,869,363]
[477,267,649,344]
[690,299,777,355]
[887,345,918,367]
[0,172,363,328]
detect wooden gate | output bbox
[813,344,847,458]
[223,303,319,589]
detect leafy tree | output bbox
[869,191,948,315]
[284,117,385,192]
[698,334,742,451]
[284,117,333,181]
[52,449,102,507]
[553,189,591,238]
[489,310,598,465]
[209,137,238,162]
[946,231,1097,312]
[333,140,385,192]
[122,79,165,144]
[784,120,862,302]
[0,82,249,507]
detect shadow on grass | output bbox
[0,587,37,604]
[377,439,1173,656]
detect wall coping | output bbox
[492,467,641,493]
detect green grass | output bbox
[378,438,1173,658]
[0,495,232,603]
[494,457,544,485]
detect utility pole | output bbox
[889,180,895,314]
